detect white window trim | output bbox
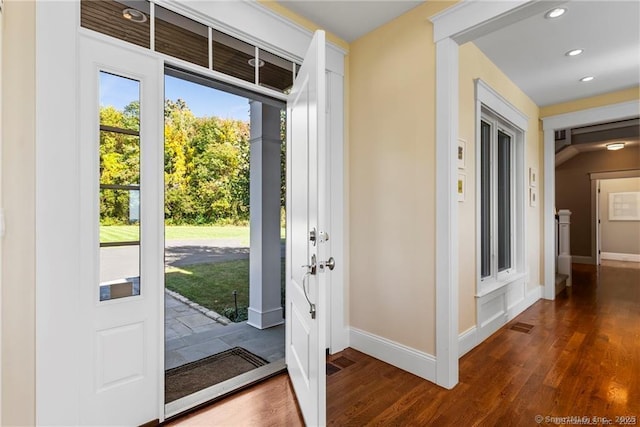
[475,79,527,297]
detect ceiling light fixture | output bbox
[248,58,265,68]
[565,49,584,57]
[122,8,147,23]
[606,142,625,151]
[580,76,595,82]
[545,8,567,19]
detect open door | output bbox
[286,30,329,426]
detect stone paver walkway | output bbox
[165,292,284,370]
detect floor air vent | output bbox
[510,322,534,333]
[326,356,356,376]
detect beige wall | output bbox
[1,0,36,425]
[457,43,542,334]
[556,147,640,257]
[599,177,640,255]
[348,1,454,354]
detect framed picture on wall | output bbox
[529,187,537,207]
[458,139,467,169]
[609,192,640,220]
[529,167,538,187]
[457,173,466,202]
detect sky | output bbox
[99,72,250,122]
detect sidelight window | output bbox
[99,71,142,301]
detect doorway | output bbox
[162,70,288,415]
[596,177,640,266]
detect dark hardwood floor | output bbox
[167,264,640,426]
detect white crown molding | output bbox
[542,100,640,131]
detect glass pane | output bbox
[498,130,511,272]
[155,6,208,68]
[100,247,140,301]
[81,0,150,49]
[100,188,140,241]
[212,29,255,84]
[99,72,141,301]
[100,72,141,132]
[259,49,294,92]
[100,131,140,185]
[480,121,491,278]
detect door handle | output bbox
[320,257,336,271]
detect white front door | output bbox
[286,30,329,426]
[78,36,163,425]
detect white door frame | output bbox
[429,0,555,390]
[595,179,601,265]
[590,170,640,267]
[35,1,346,424]
[542,100,640,298]
[430,0,553,389]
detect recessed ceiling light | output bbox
[565,49,584,57]
[122,8,147,23]
[606,142,625,151]
[248,58,265,68]
[580,76,595,82]
[545,8,567,19]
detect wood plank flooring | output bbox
[167,264,640,426]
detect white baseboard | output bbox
[458,327,477,357]
[329,327,351,355]
[348,285,541,381]
[349,327,436,382]
[601,252,640,262]
[461,284,541,358]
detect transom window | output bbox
[81,0,298,93]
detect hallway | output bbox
[168,263,640,425]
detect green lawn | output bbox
[100,225,284,245]
[165,260,250,321]
[100,225,251,244]
[165,259,285,322]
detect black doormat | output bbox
[165,347,268,403]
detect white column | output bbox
[248,101,284,329]
[434,37,459,389]
[557,209,572,287]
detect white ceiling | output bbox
[276,0,640,107]
[276,1,423,43]
[473,0,640,107]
